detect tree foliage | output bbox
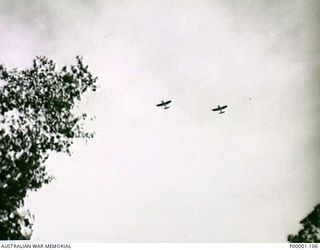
[0,56,97,240]
[288,204,320,243]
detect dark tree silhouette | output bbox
[288,204,320,243]
[0,56,97,240]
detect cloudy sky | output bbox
[0,0,319,242]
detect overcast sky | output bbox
[0,0,319,242]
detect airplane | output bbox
[156,100,172,109]
[212,105,228,114]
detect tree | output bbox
[288,204,320,243]
[0,56,97,240]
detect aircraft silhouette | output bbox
[156,100,172,109]
[212,105,228,114]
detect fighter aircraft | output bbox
[156,100,172,109]
[212,105,228,114]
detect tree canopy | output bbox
[288,204,320,243]
[0,56,97,239]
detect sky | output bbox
[0,0,319,242]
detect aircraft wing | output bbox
[220,105,228,109]
[212,107,220,111]
[157,100,171,106]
